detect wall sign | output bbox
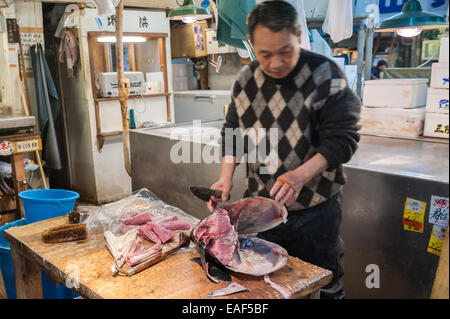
[85,9,169,34]
[7,19,19,44]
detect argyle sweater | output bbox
[221,49,361,211]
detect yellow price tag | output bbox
[403,197,426,233]
[13,138,42,154]
[427,225,446,256]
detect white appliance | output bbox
[173,90,231,124]
[96,72,147,97]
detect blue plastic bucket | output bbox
[18,189,79,224]
[0,219,26,299]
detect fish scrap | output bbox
[207,282,248,297]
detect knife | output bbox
[189,186,227,202]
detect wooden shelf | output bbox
[94,93,171,102]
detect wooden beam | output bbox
[431,227,449,299]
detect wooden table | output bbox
[4,216,332,299]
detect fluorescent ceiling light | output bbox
[97,36,147,43]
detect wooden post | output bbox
[115,0,132,177]
[10,245,43,299]
[431,227,449,299]
[10,153,26,219]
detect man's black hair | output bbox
[248,1,299,40]
[377,60,388,67]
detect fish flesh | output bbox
[139,222,175,243]
[192,196,288,276]
[119,211,152,225]
[125,241,162,266]
[159,219,191,230]
[264,274,292,299]
[207,282,248,297]
[104,228,139,267]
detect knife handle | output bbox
[212,189,230,201]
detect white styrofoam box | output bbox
[439,37,449,63]
[363,78,429,108]
[359,106,426,138]
[431,63,449,89]
[426,88,449,114]
[424,112,449,138]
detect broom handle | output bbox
[17,77,49,189]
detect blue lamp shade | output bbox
[377,0,447,35]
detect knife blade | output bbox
[189,186,223,202]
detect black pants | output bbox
[257,192,345,299]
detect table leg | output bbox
[10,245,43,299]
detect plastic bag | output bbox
[285,0,311,50]
[310,30,333,58]
[84,188,199,236]
[91,0,118,17]
[322,0,353,43]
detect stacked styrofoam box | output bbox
[360,78,428,138]
[424,37,449,139]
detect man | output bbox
[208,0,361,299]
[371,60,388,79]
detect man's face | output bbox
[379,65,387,72]
[250,24,301,79]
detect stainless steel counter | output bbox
[130,121,449,299]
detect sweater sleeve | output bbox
[221,81,241,160]
[313,64,362,171]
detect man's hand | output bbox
[207,177,233,212]
[270,170,305,207]
[270,154,329,207]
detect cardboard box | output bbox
[171,22,208,59]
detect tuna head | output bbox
[192,196,289,277]
[223,196,288,234]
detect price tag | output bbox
[403,197,427,233]
[13,139,42,154]
[429,196,449,228]
[427,225,446,256]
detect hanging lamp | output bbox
[376,0,447,37]
[168,0,212,24]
